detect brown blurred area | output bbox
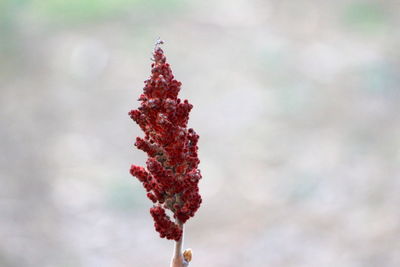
[1,0,400,266]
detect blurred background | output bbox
[1,0,399,266]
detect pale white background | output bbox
[1,0,399,266]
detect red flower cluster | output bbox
[129,44,202,241]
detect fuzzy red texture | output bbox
[129,46,202,241]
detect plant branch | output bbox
[170,220,190,267]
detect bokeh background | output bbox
[1,0,400,266]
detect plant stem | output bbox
[170,220,185,267]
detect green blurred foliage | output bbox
[343,2,389,32]
[0,1,24,51]
[106,179,147,212]
[362,63,398,94]
[30,0,184,22]
[0,0,185,27]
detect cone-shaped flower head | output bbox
[129,43,202,241]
